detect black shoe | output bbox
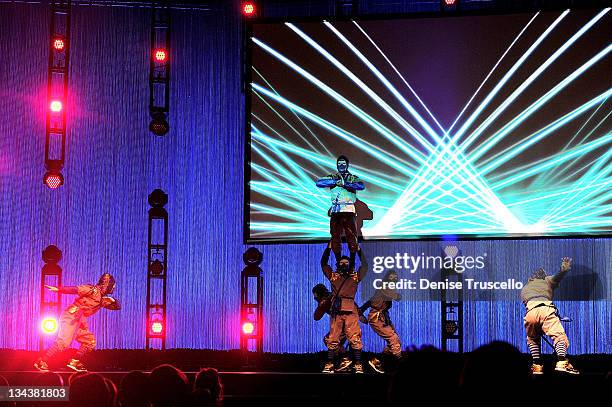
[34,359,50,372]
[353,362,364,374]
[66,359,87,372]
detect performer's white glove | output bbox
[560,257,572,272]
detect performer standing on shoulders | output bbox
[520,257,578,375]
[359,269,402,374]
[321,241,368,374]
[34,273,121,372]
[316,155,365,268]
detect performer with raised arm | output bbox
[316,155,365,268]
[520,257,578,375]
[359,269,402,374]
[34,273,121,372]
[320,241,368,374]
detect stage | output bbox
[1,350,611,405]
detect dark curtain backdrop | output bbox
[0,1,610,353]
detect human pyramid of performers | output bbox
[31,153,579,375]
[313,155,579,375]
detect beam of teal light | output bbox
[479,87,612,175]
[352,20,447,134]
[252,67,334,161]
[436,89,612,206]
[545,109,612,185]
[489,104,611,184]
[252,37,428,164]
[473,47,612,167]
[251,136,328,208]
[255,29,499,210]
[396,206,502,230]
[251,144,329,214]
[254,124,493,216]
[250,89,420,175]
[533,97,609,187]
[319,21,443,145]
[288,21,439,150]
[460,9,609,152]
[450,9,570,145]
[252,85,496,211]
[252,108,417,173]
[446,11,540,135]
[550,193,612,226]
[251,129,406,193]
[542,158,611,222]
[505,180,611,208]
[250,202,330,225]
[251,125,329,207]
[319,21,500,204]
[492,134,612,190]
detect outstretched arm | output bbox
[102,296,121,310]
[46,285,78,294]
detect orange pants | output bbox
[524,305,569,350]
[327,312,362,351]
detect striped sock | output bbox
[328,349,336,361]
[528,342,541,363]
[353,349,361,362]
[555,341,567,359]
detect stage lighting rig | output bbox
[149,3,171,136]
[441,0,459,12]
[147,189,168,350]
[41,245,63,349]
[43,160,64,189]
[241,248,263,362]
[440,245,464,352]
[45,1,71,189]
[241,1,258,18]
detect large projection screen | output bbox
[246,9,612,242]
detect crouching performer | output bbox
[35,273,121,372]
[520,257,578,375]
[359,269,402,374]
[320,242,368,374]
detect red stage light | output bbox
[154,49,167,62]
[44,172,64,189]
[49,100,62,113]
[242,2,256,16]
[242,322,255,335]
[53,38,65,51]
[151,321,163,334]
[444,0,457,5]
[41,317,58,334]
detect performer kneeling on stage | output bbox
[312,284,353,372]
[34,273,121,372]
[315,155,365,268]
[359,269,402,374]
[520,257,578,375]
[321,242,368,374]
